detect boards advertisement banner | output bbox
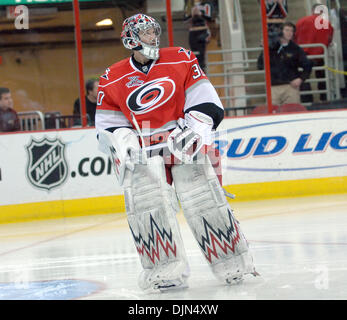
[0,128,121,207]
[0,110,346,221]
[215,110,347,185]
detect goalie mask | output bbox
[121,13,161,60]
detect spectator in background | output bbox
[0,87,20,132]
[265,0,288,23]
[184,0,215,23]
[257,22,313,107]
[188,3,211,72]
[295,3,334,102]
[258,0,288,34]
[257,0,288,49]
[73,78,99,126]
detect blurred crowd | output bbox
[257,1,335,109]
[1,0,345,132]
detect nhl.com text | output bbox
[128,303,219,318]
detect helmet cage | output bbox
[121,14,161,60]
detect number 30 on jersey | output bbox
[192,63,205,80]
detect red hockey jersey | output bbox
[295,14,334,56]
[95,47,224,150]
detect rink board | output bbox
[0,110,346,223]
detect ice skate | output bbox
[139,261,190,292]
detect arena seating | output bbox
[251,105,280,114]
[279,103,307,112]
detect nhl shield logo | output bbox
[26,137,68,190]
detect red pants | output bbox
[164,146,222,186]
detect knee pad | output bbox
[123,155,189,290]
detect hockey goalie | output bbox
[95,13,258,292]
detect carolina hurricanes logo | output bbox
[126,77,176,115]
[198,209,241,264]
[129,214,177,264]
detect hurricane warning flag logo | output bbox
[26,137,68,190]
[126,77,176,115]
[129,213,177,264]
[198,209,241,264]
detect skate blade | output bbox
[225,276,244,285]
[155,280,189,292]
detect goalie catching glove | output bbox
[167,110,214,163]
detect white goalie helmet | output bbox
[121,13,161,60]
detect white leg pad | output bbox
[123,155,189,291]
[171,155,257,284]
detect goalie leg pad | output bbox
[123,155,189,291]
[171,155,256,284]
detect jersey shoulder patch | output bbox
[100,57,131,82]
[159,47,195,63]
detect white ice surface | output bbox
[0,194,346,300]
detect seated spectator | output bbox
[0,87,20,132]
[295,3,334,102]
[73,78,99,126]
[257,22,313,106]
